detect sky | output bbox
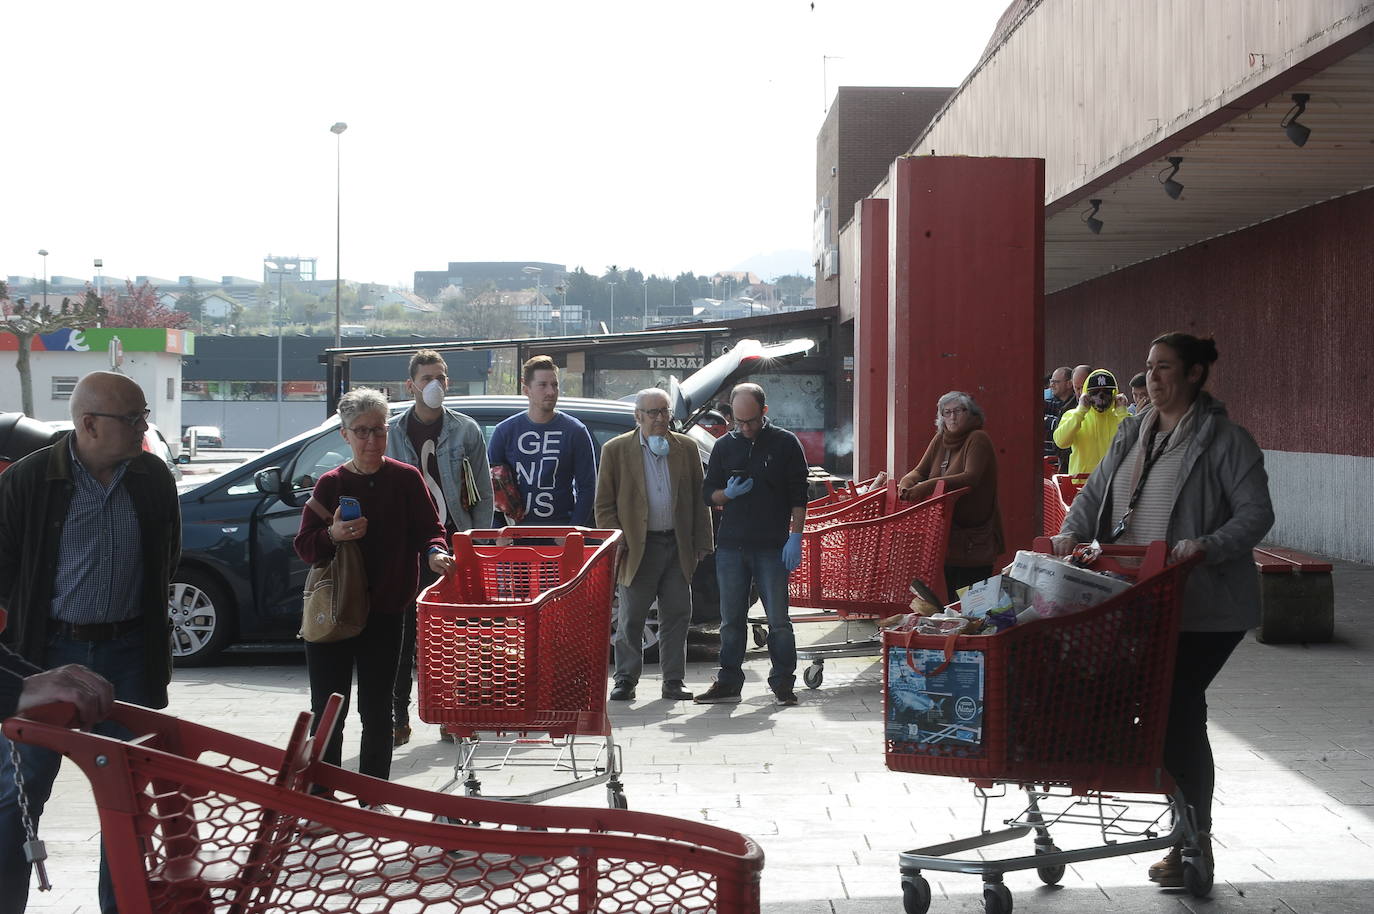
[3,1,1008,290]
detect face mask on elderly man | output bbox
[647,434,671,457]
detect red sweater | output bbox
[294,457,446,615]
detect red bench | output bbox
[1253,546,1334,643]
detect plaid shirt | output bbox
[50,439,144,624]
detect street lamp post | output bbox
[555,283,567,336]
[522,266,543,337]
[264,260,298,442]
[37,250,48,305]
[330,122,348,349]
[607,281,617,334]
[642,279,649,330]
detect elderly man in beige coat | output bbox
[595,388,713,702]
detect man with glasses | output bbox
[0,371,180,913]
[695,383,809,706]
[595,389,713,703]
[385,349,493,746]
[1043,366,1075,470]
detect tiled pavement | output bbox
[19,559,1374,913]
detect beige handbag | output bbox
[300,497,369,643]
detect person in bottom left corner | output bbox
[294,387,455,798]
[0,370,181,914]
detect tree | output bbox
[175,279,205,323]
[0,282,107,416]
[103,280,191,329]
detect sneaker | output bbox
[393,724,412,748]
[609,680,636,701]
[693,682,742,704]
[773,690,799,707]
[661,680,694,701]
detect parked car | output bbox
[182,425,224,449]
[170,338,829,665]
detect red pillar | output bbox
[887,156,1045,556]
[854,197,889,481]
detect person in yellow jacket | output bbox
[1052,368,1129,475]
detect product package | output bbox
[1005,550,1131,619]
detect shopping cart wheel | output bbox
[1182,858,1212,898]
[802,663,824,690]
[901,875,931,914]
[1035,846,1065,886]
[607,786,629,810]
[751,624,768,648]
[982,882,1012,914]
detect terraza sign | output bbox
[603,355,706,371]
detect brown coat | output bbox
[903,428,1004,566]
[594,430,714,587]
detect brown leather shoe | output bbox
[393,724,412,748]
[1147,845,1182,885]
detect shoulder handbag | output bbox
[300,497,369,643]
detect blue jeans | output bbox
[0,627,156,914]
[714,547,796,693]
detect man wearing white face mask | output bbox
[595,388,713,702]
[386,349,494,745]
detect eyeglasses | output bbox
[638,407,670,419]
[734,415,764,428]
[86,409,150,427]
[347,425,389,440]
[940,406,968,418]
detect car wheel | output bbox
[168,569,234,666]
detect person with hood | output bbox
[1053,368,1129,475]
[896,391,1004,601]
[1052,332,1273,890]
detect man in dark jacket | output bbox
[0,371,180,914]
[695,383,809,706]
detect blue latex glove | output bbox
[723,476,754,499]
[782,532,803,572]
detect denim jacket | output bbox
[386,405,495,533]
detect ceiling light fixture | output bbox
[1081,199,1104,234]
[1280,93,1311,147]
[1158,156,1184,199]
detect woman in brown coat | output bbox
[896,390,1005,601]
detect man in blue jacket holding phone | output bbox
[695,383,809,706]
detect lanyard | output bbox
[1109,425,1172,541]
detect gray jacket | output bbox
[386,405,495,532]
[1061,392,1274,632]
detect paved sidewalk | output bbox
[19,559,1374,913]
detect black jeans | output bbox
[306,610,405,781]
[394,566,440,727]
[1164,630,1245,833]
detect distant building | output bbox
[414,261,566,300]
[813,86,954,309]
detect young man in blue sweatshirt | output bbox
[488,355,597,526]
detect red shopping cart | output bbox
[3,694,763,914]
[1041,473,1088,536]
[808,474,885,511]
[416,527,628,806]
[780,482,965,690]
[882,540,1205,914]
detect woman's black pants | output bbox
[1164,630,1245,833]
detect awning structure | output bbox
[1044,40,1374,293]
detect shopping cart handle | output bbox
[463,527,622,541]
[4,701,83,729]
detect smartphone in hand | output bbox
[339,497,362,521]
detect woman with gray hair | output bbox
[896,390,1005,601]
[294,387,453,792]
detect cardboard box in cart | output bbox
[1008,549,1131,618]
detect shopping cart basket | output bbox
[1041,473,1089,536]
[4,695,763,914]
[807,474,886,511]
[417,527,628,807]
[883,539,1205,914]
[774,483,965,690]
